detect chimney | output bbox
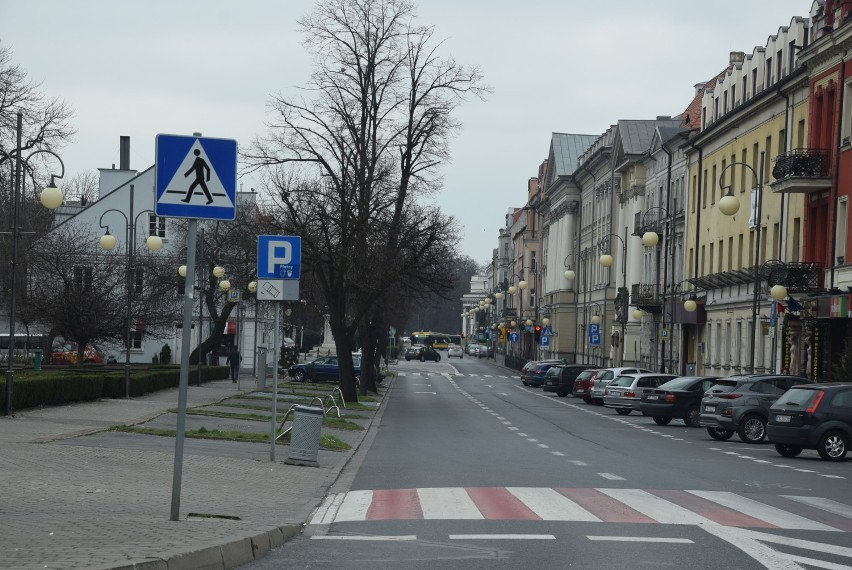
[729,51,745,66]
[694,82,706,97]
[120,136,130,170]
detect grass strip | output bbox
[109,425,351,451]
[181,408,365,431]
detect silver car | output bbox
[589,367,652,405]
[447,344,464,358]
[604,373,678,415]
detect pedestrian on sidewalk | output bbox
[226,346,242,382]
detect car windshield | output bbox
[658,377,697,391]
[577,370,597,380]
[705,379,739,394]
[609,375,634,387]
[774,388,821,407]
[545,367,562,377]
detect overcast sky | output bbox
[3,0,809,265]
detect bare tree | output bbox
[20,225,181,365]
[61,171,99,206]
[248,0,486,401]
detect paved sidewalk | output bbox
[0,374,386,569]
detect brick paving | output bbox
[0,375,382,569]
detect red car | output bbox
[572,369,602,403]
[51,342,104,365]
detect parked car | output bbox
[447,344,464,359]
[589,367,652,405]
[572,369,602,403]
[51,341,104,365]
[465,343,481,356]
[522,360,564,387]
[768,383,852,461]
[404,344,441,362]
[604,373,678,415]
[640,376,719,426]
[288,354,362,383]
[699,374,810,444]
[542,364,596,397]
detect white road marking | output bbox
[418,488,483,520]
[537,443,550,449]
[587,536,694,544]
[688,491,839,531]
[508,426,519,431]
[527,438,539,443]
[517,433,528,437]
[507,487,600,521]
[414,392,436,394]
[552,451,565,456]
[570,460,588,466]
[599,489,712,525]
[450,534,555,540]
[334,490,373,521]
[782,495,852,519]
[703,526,852,570]
[821,474,846,479]
[309,493,345,525]
[502,421,512,425]
[311,535,417,541]
[597,473,626,481]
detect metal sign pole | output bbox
[270,302,280,461]
[170,219,197,521]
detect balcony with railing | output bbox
[769,149,831,194]
[631,283,663,313]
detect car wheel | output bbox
[293,370,306,383]
[583,397,594,405]
[593,398,604,406]
[420,355,425,362]
[707,427,735,441]
[775,443,803,458]
[683,405,701,428]
[652,416,672,426]
[817,431,849,461]
[615,408,631,416]
[737,414,767,444]
[557,391,568,397]
[436,355,441,362]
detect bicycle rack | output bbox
[274,387,347,440]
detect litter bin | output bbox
[33,348,42,371]
[256,346,268,390]
[284,405,323,467]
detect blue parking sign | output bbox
[540,335,550,347]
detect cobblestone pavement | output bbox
[0,374,385,569]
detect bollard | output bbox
[284,405,323,467]
[33,348,42,371]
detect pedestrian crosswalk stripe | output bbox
[309,487,852,530]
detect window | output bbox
[752,69,758,95]
[735,321,742,367]
[738,234,744,270]
[129,331,142,350]
[731,85,736,107]
[148,214,166,238]
[740,149,747,192]
[728,237,733,271]
[711,165,717,205]
[792,218,801,262]
[709,243,714,274]
[74,266,93,291]
[134,267,144,296]
[766,57,773,87]
[831,390,852,408]
[776,49,783,80]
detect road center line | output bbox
[311,535,418,541]
[450,534,556,540]
[587,536,693,544]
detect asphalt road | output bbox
[243,356,852,569]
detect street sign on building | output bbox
[155,134,237,220]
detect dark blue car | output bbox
[288,354,362,383]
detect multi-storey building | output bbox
[684,16,813,378]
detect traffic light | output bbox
[534,324,542,342]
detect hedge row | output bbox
[0,366,229,411]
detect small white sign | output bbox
[257,279,300,301]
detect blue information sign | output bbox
[589,323,601,346]
[257,235,301,279]
[540,335,551,347]
[508,331,520,343]
[155,134,237,220]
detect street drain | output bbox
[187,512,242,521]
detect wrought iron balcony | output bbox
[762,261,824,294]
[769,149,831,195]
[631,283,662,313]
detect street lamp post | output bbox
[599,233,629,366]
[639,206,673,372]
[719,152,766,373]
[3,111,66,415]
[99,184,163,399]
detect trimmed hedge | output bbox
[0,366,229,411]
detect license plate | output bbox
[609,391,621,397]
[704,405,716,413]
[548,381,556,385]
[575,388,585,393]
[646,395,659,401]
[775,414,792,423]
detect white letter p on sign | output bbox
[268,242,292,275]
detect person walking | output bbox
[226,346,241,383]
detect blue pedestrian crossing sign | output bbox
[155,134,237,220]
[257,235,301,279]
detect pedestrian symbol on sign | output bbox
[181,150,213,204]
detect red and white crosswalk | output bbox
[309,487,852,531]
